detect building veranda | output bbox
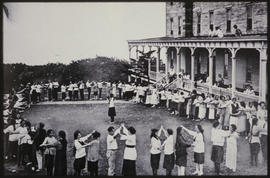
[127,1,268,103]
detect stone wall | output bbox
[166,2,185,37]
[193,2,267,36]
[166,1,267,37]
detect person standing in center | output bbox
[108,94,116,123]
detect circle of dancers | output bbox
[3,81,268,176]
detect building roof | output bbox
[127,34,267,43]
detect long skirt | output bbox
[194,106,199,119]
[170,101,178,111]
[179,103,186,116]
[230,116,238,126]
[175,153,187,167]
[145,95,152,105]
[211,145,224,163]
[224,107,231,127]
[108,107,116,117]
[194,152,204,164]
[198,105,206,119]
[209,108,216,120]
[225,142,237,171]
[122,159,136,176]
[150,153,161,170]
[218,108,226,125]
[249,143,260,156]
[74,156,86,171]
[237,114,246,133]
[163,153,175,170]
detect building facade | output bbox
[127,1,268,102]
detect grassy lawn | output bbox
[5,102,267,176]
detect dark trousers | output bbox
[260,135,268,162]
[80,89,84,100]
[45,154,55,176]
[99,88,102,98]
[88,88,91,99]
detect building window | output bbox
[226,8,232,32]
[246,57,252,82]
[170,18,173,35]
[197,13,201,35]
[178,16,181,35]
[224,53,229,79]
[247,4,252,31]
[209,11,214,31]
[170,2,173,6]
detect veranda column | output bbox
[208,48,214,93]
[165,47,169,83]
[259,49,267,102]
[176,47,181,79]
[191,48,195,90]
[128,46,131,61]
[148,46,152,81]
[156,47,160,82]
[231,53,237,97]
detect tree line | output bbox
[3,56,131,93]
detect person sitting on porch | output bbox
[227,84,232,90]
[244,85,255,95]
[216,74,224,87]
[208,26,215,37]
[215,26,224,38]
[233,25,242,37]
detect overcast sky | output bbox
[3,3,165,65]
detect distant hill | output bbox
[3,56,131,93]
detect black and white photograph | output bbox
[2,1,268,176]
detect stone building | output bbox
[127,1,268,102]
